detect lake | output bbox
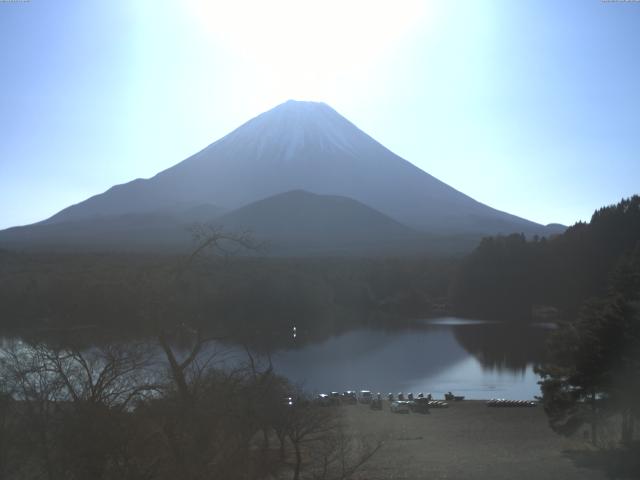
[218,317,553,400]
[0,317,552,401]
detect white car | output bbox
[390,400,411,413]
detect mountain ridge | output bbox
[1,100,564,255]
[0,190,438,255]
[40,100,549,235]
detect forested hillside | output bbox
[0,249,454,346]
[451,196,640,321]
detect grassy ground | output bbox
[341,400,610,480]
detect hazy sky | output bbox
[1,0,638,229]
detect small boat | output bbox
[427,401,449,408]
[444,392,465,401]
[390,400,411,413]
[409,398,430,414]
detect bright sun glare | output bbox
[183,0,429,108]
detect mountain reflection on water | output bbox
[253,318,551,400]
[0,318,551,400]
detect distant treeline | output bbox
[0,249,455,345]
[451,195,640,321]
[2,196,637,338]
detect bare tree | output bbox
[285,401,338,480]
[276,399,383,480]
[42,341,159,410]
[157,224,263,405]
[309,424,382,480]
[0,380,16,480]
[186,224,263,265]
[1,341,66,480]
[0,339,160,480]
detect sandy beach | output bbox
[341,400,608,480]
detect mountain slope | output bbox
[215,190,425,255]
[0,191,431,255]
[0,204,224,252]
[40,100,551,237]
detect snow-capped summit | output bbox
[212,100,361,161]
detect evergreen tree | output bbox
[536,247,640,445]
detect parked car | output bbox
[330,392,341,405]
[359,390,373,404]
[387,392,394,401]
[370,394,383,410]
[316,393,330,406]
[390,400,411,413]
[342,390,358,404]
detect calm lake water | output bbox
[221,317,553,400]
[1,317,552,401]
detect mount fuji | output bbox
[0,100,561,255]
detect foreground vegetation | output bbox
[536,248,640,447]
[0,331,381,480]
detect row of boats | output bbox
[486,399,537,407]
[390,399,451,413]
[315,390,463,405]
[310,391,537,410]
